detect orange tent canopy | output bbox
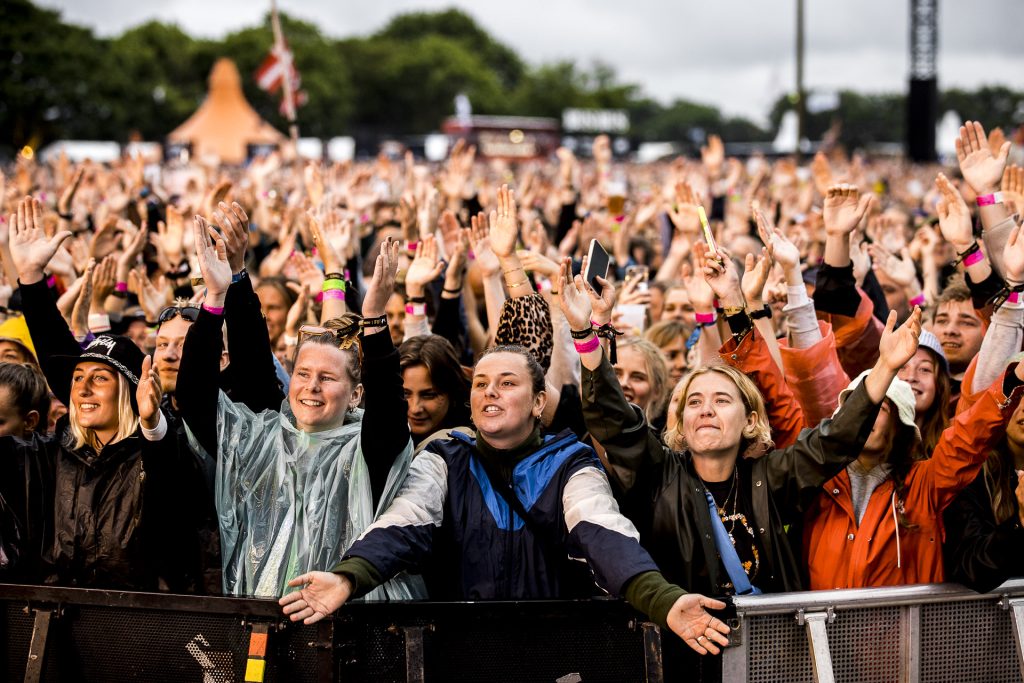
[168,58,285,165]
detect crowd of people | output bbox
[1,123,1024,677]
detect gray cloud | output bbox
[39,0,1024,123]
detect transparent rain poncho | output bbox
[187,392,426,600]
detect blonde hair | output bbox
[664,364,773,458]
[616,337,670,421]
[68,371,139,451]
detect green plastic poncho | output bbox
[187,392,425,600]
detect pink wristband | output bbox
[1008,292,1020,304]
[976,192,1003,207]
[322,289,345,301]
[115,281,128,293]
[963,249,985,267]
[315,291,324,303]
[202,303,224,315]
[406,303,426,316]
[909,294,926,307]
[574,335,601,354]
[694,311,716,325]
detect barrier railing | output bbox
[2,580,1022,682]
[0,584,662,683]
[722,579,1024,683]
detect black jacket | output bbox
[581,353,880,596]
[943,465,1024,592]
[0,279,186,589]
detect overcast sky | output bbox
[40,0,1024,125]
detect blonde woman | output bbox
[0,197,171,588]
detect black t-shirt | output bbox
[704,476,763,594]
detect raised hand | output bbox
[9,196,73,284]
[215,201,249,274]
[556,258,594,332]
[850,232,872,286]
[741,249,773,306]
[1002,222,1024,286]
[700,134,725,177]
[156,205,187,266]
[192,215,231,304]
[516,249,559,278]
[957,120,1010,194]
[443,230,469,295]
[58,167,85,217]
[362,238,401,319]
[136,355,164,430]
[405,234,445,297]
[934,173,975,251]
[90,255,116,308]
[308,210,347,275]
[71,259,95,338]
[665,593,730,655]
[129,266,171,323]
[116,221,149,282]
[1002,165,1024,215]
[681,260,716,313]
[754,209,800,273]
[304,162,325,207]
[810,151,833,197]
[467,212,500,277]
[488,184,519,257]
[868,244,917,288]
[285,283,311,340]
[290,251,325,295]
[823,184,873,236]
[878,306,923,371]
[279,571,352,625]
[699,243,742,308]
[667,181,702,235]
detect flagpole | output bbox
[270,0,300,147]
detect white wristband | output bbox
[141,410,168,442]
[88,313,111,333]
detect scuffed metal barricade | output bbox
[721,580,1024,683]
[0,584,662,682]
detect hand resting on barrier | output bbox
[279,571,352,625]
[666,593,732,655]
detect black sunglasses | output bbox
[157,305,201,325]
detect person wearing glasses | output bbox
[0,197,177,589]
[177,214,423,600]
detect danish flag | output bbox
[255,43,297,94]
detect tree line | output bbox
[1,0,1021,155]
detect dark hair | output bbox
[294,313,363,385]
[400,335,471,427]
[883,416,922,530]
[255,277,298,310]
[0,363,50,433]
[477,345,546,395]
[916,346,952,457]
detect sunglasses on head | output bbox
[157,305,201,325]
[297,323,362,361]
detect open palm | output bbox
[488,184,519,257]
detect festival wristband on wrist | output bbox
[976,192,1004,207]
[322,278,347,292]
[749,305,773,320]
[909,294,926,307]
[202,303,224,315]
[406,303,426,316]
[694,311,716,325]
[359,314,387,329]
[115,281,128,293]
[570,326,595,340]
[573,335,601,354]
[322,290,345,301]
[231,269,248,284]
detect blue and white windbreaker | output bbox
[344,430,660,599]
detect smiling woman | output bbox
[176,226,424,600]
[0,196,180,589]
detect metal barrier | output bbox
[3,580,1023,682]
[0,584,662,683]
[722,580,1024,683]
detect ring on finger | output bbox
[697,635,706,643]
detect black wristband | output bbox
[442,286,462,294]
[359,314,387,329]
[570,327,595,340]
[407,296,426,304]
[726,310,753,338]
[749,305,772,320]
[58,211,74,220]
[324,272,344,281]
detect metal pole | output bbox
[795,0,806,160]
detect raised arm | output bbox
[8,197,79,404]
[359,239,410,508]
[176,215,233,457]
[956,121,1013,278]
[766,307,923,517]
